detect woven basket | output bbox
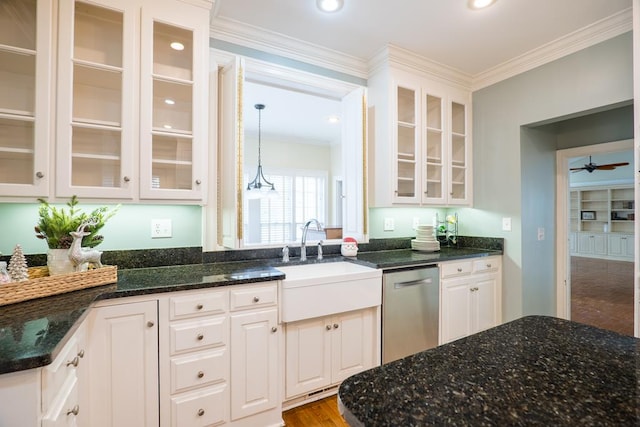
[0,265,117,306]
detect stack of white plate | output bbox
[411,225,440,252]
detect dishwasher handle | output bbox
[394,277,434,289]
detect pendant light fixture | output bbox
[246,104,277,198]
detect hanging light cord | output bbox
[247,104,276,192]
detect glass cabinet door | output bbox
[423,93,445,204]
[0,0,51,197]
[394,85,419,203]
[139,2,208,200]
[449,100,468,204]
[56,0,135,199]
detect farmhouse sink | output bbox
[278,262,382,322]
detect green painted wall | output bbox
[0,203,203,255]
[469,32,633,321]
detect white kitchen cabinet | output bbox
[0,0,52,197]
[284,307,376,401]
[440,257,501,344]
[56,0,210,201]
[87,299,159,427]
[368,64,472,207]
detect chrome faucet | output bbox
[300,219,323,262]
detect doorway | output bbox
[556,139,634,335]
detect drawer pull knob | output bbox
[457,268,462,272]
[147,321,155,328]
[67,405,79,416]
[197,371,204,378]
[253,296,260,303]
[197,333,204,341]
[486,264,492,268]
[77,349,85,358]
[271,326,278,333]
[333,323,339,329]
[198,409,205,416]
[326,325,332,331]
[196,304,204,310]
[66,356,79,367]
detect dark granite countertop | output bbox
[338,315,639,426]
[0,244,502,375]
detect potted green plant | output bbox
[34,196,119,275]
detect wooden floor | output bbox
[571,256,634,336]
[282,396,348,427]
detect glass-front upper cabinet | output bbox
[0,0,52,197]
[423,93,445,204]
[448,100,469,205]
[394,84,419,203]
[139,2,208,200]
[56,0,135,199]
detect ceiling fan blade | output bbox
[594,162,630,170]
[569,167,586,171]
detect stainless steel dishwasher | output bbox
[382,265,439,363]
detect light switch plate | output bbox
[383,218,395,231]
[502,217,512,231]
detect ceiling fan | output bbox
[570,156,629,173]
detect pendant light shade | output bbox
[246,104,277,198]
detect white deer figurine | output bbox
[68,219,103,271]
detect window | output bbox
[244,169,327,245]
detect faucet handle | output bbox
[282,245,290,263]
[317,241,323,260]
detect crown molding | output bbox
[209,16,369,79]
[178,0,213,11]
[472,8,633,91]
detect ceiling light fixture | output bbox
[246,104,277,198]
[317,0,343,13]
[468,0,496,10]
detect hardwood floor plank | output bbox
[283,396,349,427]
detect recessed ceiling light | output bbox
[170,41,184,51]
[468,0,496,10]
[317,0,343,13]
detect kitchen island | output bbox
[338,315,638,426]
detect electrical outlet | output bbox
[413,217,421,230]
[502,217,512,231]
[383,217,395,231]
[537,227,545,241]
[151,219,172,238]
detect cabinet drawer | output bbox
[229,283,277,311]
[171,384,228,427]
[170,290,228,320]
[171,348,228,394]
[42,335,82,412]
[473,258,500,274]
[171,316,228,355]
[440,261,473,278]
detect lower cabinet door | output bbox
[230,308,278,421]
[171,384,228,427]
[440,277,473,344]
[42,376,79,427]
[331,308,376,384]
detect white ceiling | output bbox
[213,0,632,144]
[212,0,632,78]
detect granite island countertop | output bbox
[0,245,502,375]
[338,315,639,426]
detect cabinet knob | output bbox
[78,349,85,358]
[197,333,204,341]
[35,171,44,179]
[67,405,80,416]
[123,176,131,182]
[198,409,205,417]
[486,264,492,268]
[147,321,155,328]
[196,303,204,310]
[253,296,260,303]
[333,323,339,329]
[271,326,278,333]
[195,179,202,185]
[66,356,79,367]
[326,325,332,331]
[457,268,462,272]
[197,371,204,379]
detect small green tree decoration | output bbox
[8,244,28,282]
[34,196,119,249]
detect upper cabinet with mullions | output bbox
[56,0,210,201]
[369,64,472,207]
[0,0,52,197]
